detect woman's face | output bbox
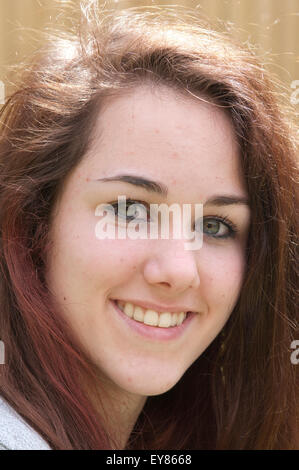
[46,85,251,396]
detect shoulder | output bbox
[0,396,51,450]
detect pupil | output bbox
[204,220,219,234]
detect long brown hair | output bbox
[0,2,298,449]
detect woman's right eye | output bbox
[108,199,151,223]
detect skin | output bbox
[45,85,251,448]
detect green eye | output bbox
[198,216,238,239]
[203,219,222,235]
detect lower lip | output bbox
[110,299,197,341]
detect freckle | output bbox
[63,296,66,301]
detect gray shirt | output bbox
[0,396,51,450]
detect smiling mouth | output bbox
[114,299,191,328]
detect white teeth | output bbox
[158,312,172,328]
[144,310,159,326]
[116,301,187,328]
[177,312,185,325]
[123,302,134,318]
[133,306,144,322]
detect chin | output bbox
[119,373,183,397]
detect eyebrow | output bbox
[95,174,168,197]
[94,174,250,206]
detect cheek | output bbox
[85,239,143,283]
[48,211,145,292]
[201,245,246,310]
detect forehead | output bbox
[74,85,246,199]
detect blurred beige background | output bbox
[0,0,299,108]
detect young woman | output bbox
[0,3,298,450]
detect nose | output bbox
[142,239,200,293]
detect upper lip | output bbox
[112,298,197,314]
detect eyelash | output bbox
[203,214,239,239]
[108,199,239,240]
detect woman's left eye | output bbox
[198,216,238,239]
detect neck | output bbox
[86,370,147,449]
[104,388,147,449]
